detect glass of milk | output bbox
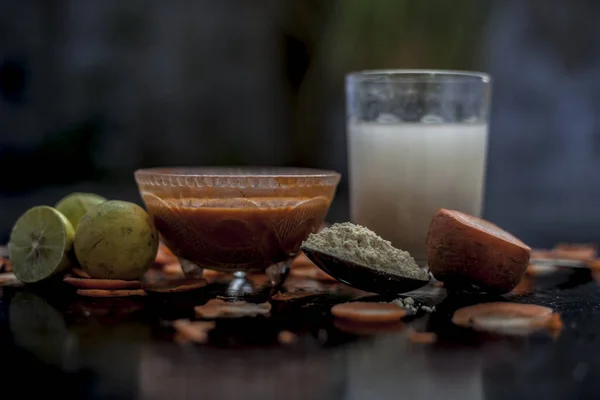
[346,70,491,266]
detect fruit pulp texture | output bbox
[348,121,488,265]
[145,197,330,272]
[9,206,74,282]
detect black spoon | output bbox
[300,245,431,295]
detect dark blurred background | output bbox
[1,0,598,247]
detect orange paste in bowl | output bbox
[144,196,331,272]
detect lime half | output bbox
[55,192,107,229]
[8,206,75,283]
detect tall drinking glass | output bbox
[346,70,491,266]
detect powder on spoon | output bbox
[302,222,428,281]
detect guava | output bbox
[55,192,107,229]
[74,200,159,280]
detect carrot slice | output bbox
[526,264,559,276]
[530,249,554,259]
[2,258,11,273]
[290,265,337,281]
[72,268,91,278]
[553,243,597,260]
[554,242,596,251]
[587,259,600,270]
[77,289,147,297]
[173,332,190,345]
[64,275,142,290]
[452,302,555,334]
[0,272,20,286]
[407,330,438,344]
[331,302,407,323]
[278,330,298,345]
[143,278,207,293]
[202,269,228,279]
[509,276,534,294]
[162,262,184,276]
[291,253,315,270]
[271,291,322,301]
[333,319,405,335]
[543,313,564,332]
[155,242,177,265]
[195,299,271,319]
[532,245,596,262]
[172,319,215,343]
[426,209,531,293]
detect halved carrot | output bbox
[331,302,407,323]
[426,209,531,293]
[64,275,142,290]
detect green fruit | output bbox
[55,192,107,229]
[8,206,75,283]
[74,200,159,280]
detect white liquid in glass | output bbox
[348,121,488,265]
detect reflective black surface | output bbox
[0,268,598,400]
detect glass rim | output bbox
[346,69,491,84]
[134,167,342,189]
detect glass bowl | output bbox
[134,167,341,285]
